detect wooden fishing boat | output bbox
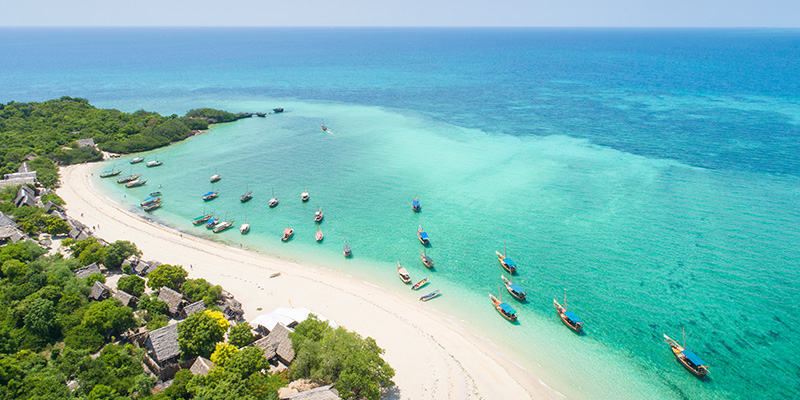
[496,242,517,274]
[281,227,294,242]
[256,112,267,117]
[146,160,163,167]
[321,122,328,132]
[213,220,234,233]
[412,194,421,212]
[100,169,121,178]
[490,292,517,322]
[421,251,434,269]
[240,222,250,234]
[126,180,147,188]
[140,196,160,207]
[314,207,324,223]
[192,213,213,225]
[268,188,279,208]
[316,227,323,242]
[664,330,709,377]
[417,225,430,246]
[150,191,162,197]
[411,278,428,291]
[420,289,440,302]
[273,108,284,113]
[209,174,221,183]
[301,188,309,202]
[397,261,411,284]
[205,217,219,229]
[554,291,583,333]
[202,191,219,201]
[117,174,140,184]
[501,275,527,301]
[343,237,351,257]
[130,157,145,164]
[240,191,253,202]
[142,200,161,212]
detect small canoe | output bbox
[240,223,250,234]
[130,157,145,164]
[314,207,324,223]
[100,169,121,178]
[301,190,309,202]
[411,278,428,291]
[282,228,293,242]
[316,227,323,242]
[420,289,440,302]
[240,191,253,202]
[273,108,284,113]
[117,174,139,184]
[142,200,161,212]
[210,174,221,183]
[146,160,162,167]
[126,180,146,188]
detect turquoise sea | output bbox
[2,28,799,399]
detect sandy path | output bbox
[58,164,561,400]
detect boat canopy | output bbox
[564,311,582,323]
[419,232,430,240]
[142,196,155,202]
[508,283,526,294]
[504,258,516,267]
[203,191,215,196]
[412,200,420,206]
[283,228,292,234]
[681,350,706,366]
[499,302,517,315]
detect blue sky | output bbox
[2,0,799,27]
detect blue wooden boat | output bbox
[496,242,517,274]
[202,191,218,201]
[100,169,121,178]
[490,292,517,322]
[664,330,709,377]
[554,291,583,333]
[412,194,421,212]
[140,196,160,207]
[417,225,430,246]
[501,275,527,301]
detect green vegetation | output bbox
[0,241,154,398]
[0,97,247,186]
[181,278,222,306]
[185,346,286,400]
[147,264,188,291]
[178,310,229,359]
[117,275,146,297]
[227,322,255,348]
[290,315,395,400]
[41,192,65,206]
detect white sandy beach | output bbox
[58,163,559,400]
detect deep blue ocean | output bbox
[2,28,799,399]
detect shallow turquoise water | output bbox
[93,99,800,399]
[4,28,800,399]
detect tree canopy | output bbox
[146,264,188,291]
[178,310,229,359]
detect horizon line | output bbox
[1,25,799,29]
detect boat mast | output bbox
[504,241,507,257]
[683,326,686,348]
[564,289,568,310]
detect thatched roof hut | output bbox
[88,281,111,301]
[252,322,295,365]
[183,300,206,317]
[74,262,102,279]
[189,356,215,376]
[144,323,181,367]
[158,287,185,317]
[113,290,138,308]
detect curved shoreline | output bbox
[58,163,562,400]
